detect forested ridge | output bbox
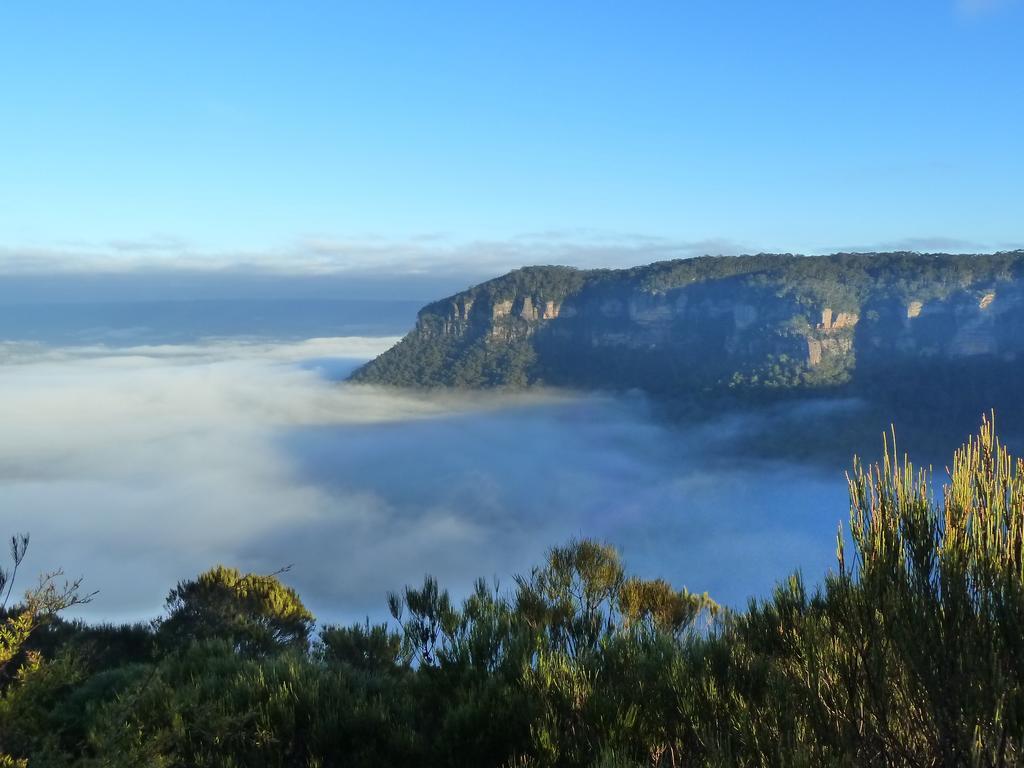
[1,415,1023,767]
[351,251,1024,396]
[418,250,1024,313]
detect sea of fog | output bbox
[0,300,851,625]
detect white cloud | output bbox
[0,336,849,625]
[3,232,1012,290]
[0,233,755,279]
[823,236,993,254]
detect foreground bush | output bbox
[0,415,1021,766]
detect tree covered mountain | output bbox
[350,251,1024,400]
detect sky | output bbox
[1,0,1022,288]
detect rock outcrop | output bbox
[350,251,1024,394]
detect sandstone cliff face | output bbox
[415,278,850,372]
[351,252,1024,391]
[857,284,1024,365]
[424,278,1024,371]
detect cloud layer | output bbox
[0,337,850,625]
[0,233,751,281]
[3,233,1016,305]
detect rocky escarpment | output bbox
[350,251,1024,395]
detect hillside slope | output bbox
[350,251,1024,397]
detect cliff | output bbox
[349,251,1024,396]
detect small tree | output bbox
[157,565,313,656]
[515,539,625,657]
[387,575,458,667]
[1,534,91,677]
[618,577,717,637]
[0,535,90,767]
[319,619,405,672]
[837,412,1024,764]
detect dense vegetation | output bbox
[1,415,1023,766]
[350,251,1024,393]
[634,250,1024,310]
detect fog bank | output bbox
[0,337,848,624]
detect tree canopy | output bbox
[157,565,314,656]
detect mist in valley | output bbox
[0,333,859,625]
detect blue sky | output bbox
[1,0,1022,279]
